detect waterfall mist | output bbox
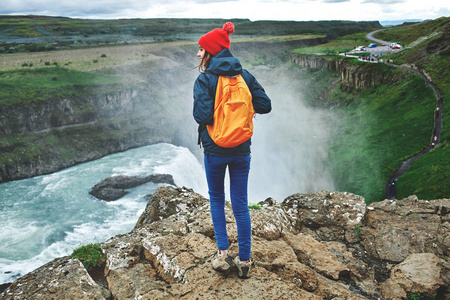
[245,64,336,202]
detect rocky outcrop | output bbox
[362,196,450,263]
[290,53,386,89]
[380,253,447,299]
[89,174,176,201]
[0,256,112,299]
[2,187,449,299]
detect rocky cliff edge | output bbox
[2,187,449,299]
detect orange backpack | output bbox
[207,74,254,148]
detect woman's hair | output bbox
[198,50,212,72]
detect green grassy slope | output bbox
[0,68,127,107]
[397,142,449,199]
[379,18,450,99]
[303,66,436,203]
[378,17,450,200]
[292,31,371,55]
[375,17,450,46]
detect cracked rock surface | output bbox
[2,187,449,299]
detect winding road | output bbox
[362,30,444,200]
[365,29,389,45]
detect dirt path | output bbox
[384,65,444,200]
[33,121,98,134]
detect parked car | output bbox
[368,43,377,48]
[355,46,366,51]
[390,42,402,49]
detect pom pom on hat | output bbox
[198,22,235,56]
[223,22,234,35]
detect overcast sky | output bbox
[1,0,448,22]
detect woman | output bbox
[193,22,271,279]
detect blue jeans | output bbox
[204,154,251,261]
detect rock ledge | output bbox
[2,187,449,299]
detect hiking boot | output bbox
[233,256,251,279]
[212,251,235,272]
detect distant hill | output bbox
[380,19,422,26]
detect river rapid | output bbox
[0,143,207,285]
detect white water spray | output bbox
[247,66,336,202]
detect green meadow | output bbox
[0,68,126,106]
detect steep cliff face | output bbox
[0,89,134,135]
[2,187,449,299]
[290,53,386,89]
[0,87,177,182]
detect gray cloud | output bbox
[1,0,144,16]
[321,0,351,3]
[194,0,238,2]
[0,0,238,18]
[361,0,405,4]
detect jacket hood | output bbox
[205,48,242,76]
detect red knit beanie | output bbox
[198,22,235,56]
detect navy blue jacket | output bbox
[193,49,272,157]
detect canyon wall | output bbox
[290,53,387,89]
[0,87,184,182]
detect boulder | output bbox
[89,174,175,201]
[282,191,366,242]
[362,196,449,262]
[283,232,349,280]
[380,253,449,299]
